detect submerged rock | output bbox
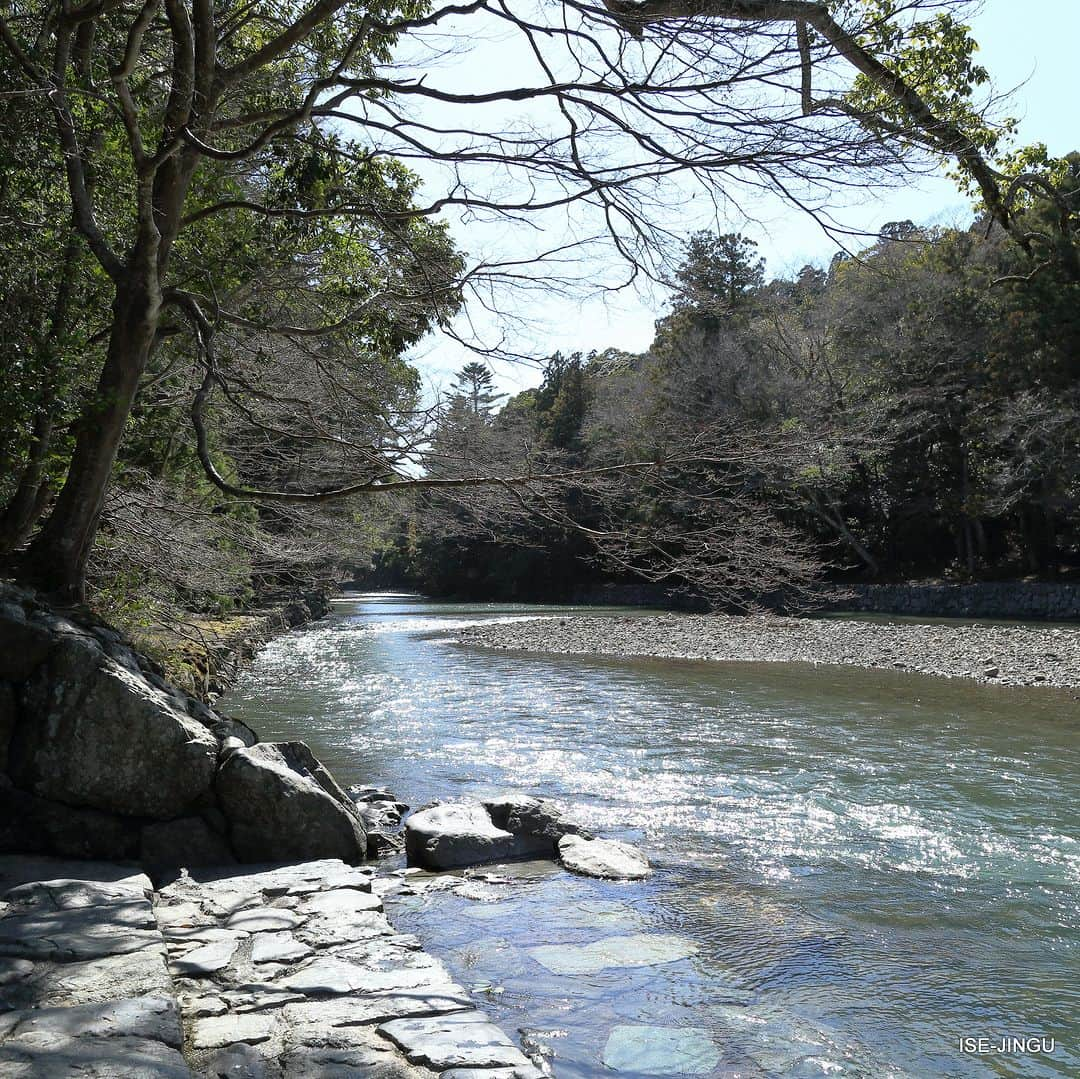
[557,834,651,880]
[602,1024,721,1074]
[528,932,697,976]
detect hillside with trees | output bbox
[384,166,1080,604]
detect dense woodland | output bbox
[379,180,1080,603]
[2,0,1080,632]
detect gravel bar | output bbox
[458,613,1080,689]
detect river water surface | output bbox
[225,593,1078,1078]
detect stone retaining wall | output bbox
[813,582,1080,621]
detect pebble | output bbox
[460,614,1080,689]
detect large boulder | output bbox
[0,602,52,682]
[557,835,651,880]
[10,635,219,819]
[0,776,141,860]
[139,817,235,870]
[0,681,15,773]
[216,742,367,864]
[405,802,552,870]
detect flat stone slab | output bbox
[0,993,182,1047]
[294,888,382,916]
[251,931,313,964]
[280,955,457,997]
[528,933,698,975]
[0,943,171,1010]
[0,1034,192,1077]
[379,1011,536,1070]
[602,1025,722,1074]
[169,935,242,976]
[193,1011,280,1050]
[226,905,303,932]
[0,901,161,960]
[557,834,651,880]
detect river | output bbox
[224,593,1078,1078]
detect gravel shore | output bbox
[459,613,1080,688]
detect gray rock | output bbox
[211,716,259,748]
[226,906,303,933]
[193,1012,280,1050]
[200,1043,277,1079]
[0,895,160,961]
[216,742,367,865]
[557,834,651,880]
[140,817,236,869]
[0,945,171,1010]
[294,888,381,917]
[220,735,248,760]
[602,1024,721,1074]
[0,1035,192,1077]
[169,935,242,976]
[0,682,16,773]
[405,802,551,870]
[251,931,313,964]
[367,830,405,858]
[0,609,52,682]
[379,1011,535,1071]
[12,635,218,818]
[528,932,696,975]
[0,993,182,1047]
[0,776,141,860]
[284,977,473,1026]
[280,956,455,997]
[282,1034,430,1078]
[484,794,592,843]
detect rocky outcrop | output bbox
[557,835,652,880]
[12,634,218,818]
[405,796,601,871]
[0,583,365,868]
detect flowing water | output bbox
[224,593,1079,1078]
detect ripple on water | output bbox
[226,596,1080,1079]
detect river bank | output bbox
[457,611,1080,688]
[0,854,545,1077]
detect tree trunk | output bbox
[21,276,160,600]
[0,411,55,554]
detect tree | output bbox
[450,363,507,418]
[1,0,1062,600]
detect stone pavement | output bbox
[0,856,545,1078]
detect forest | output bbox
[2,0,1079,633]
[388,193,1080,604]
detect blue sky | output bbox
[405,1,1078,397]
